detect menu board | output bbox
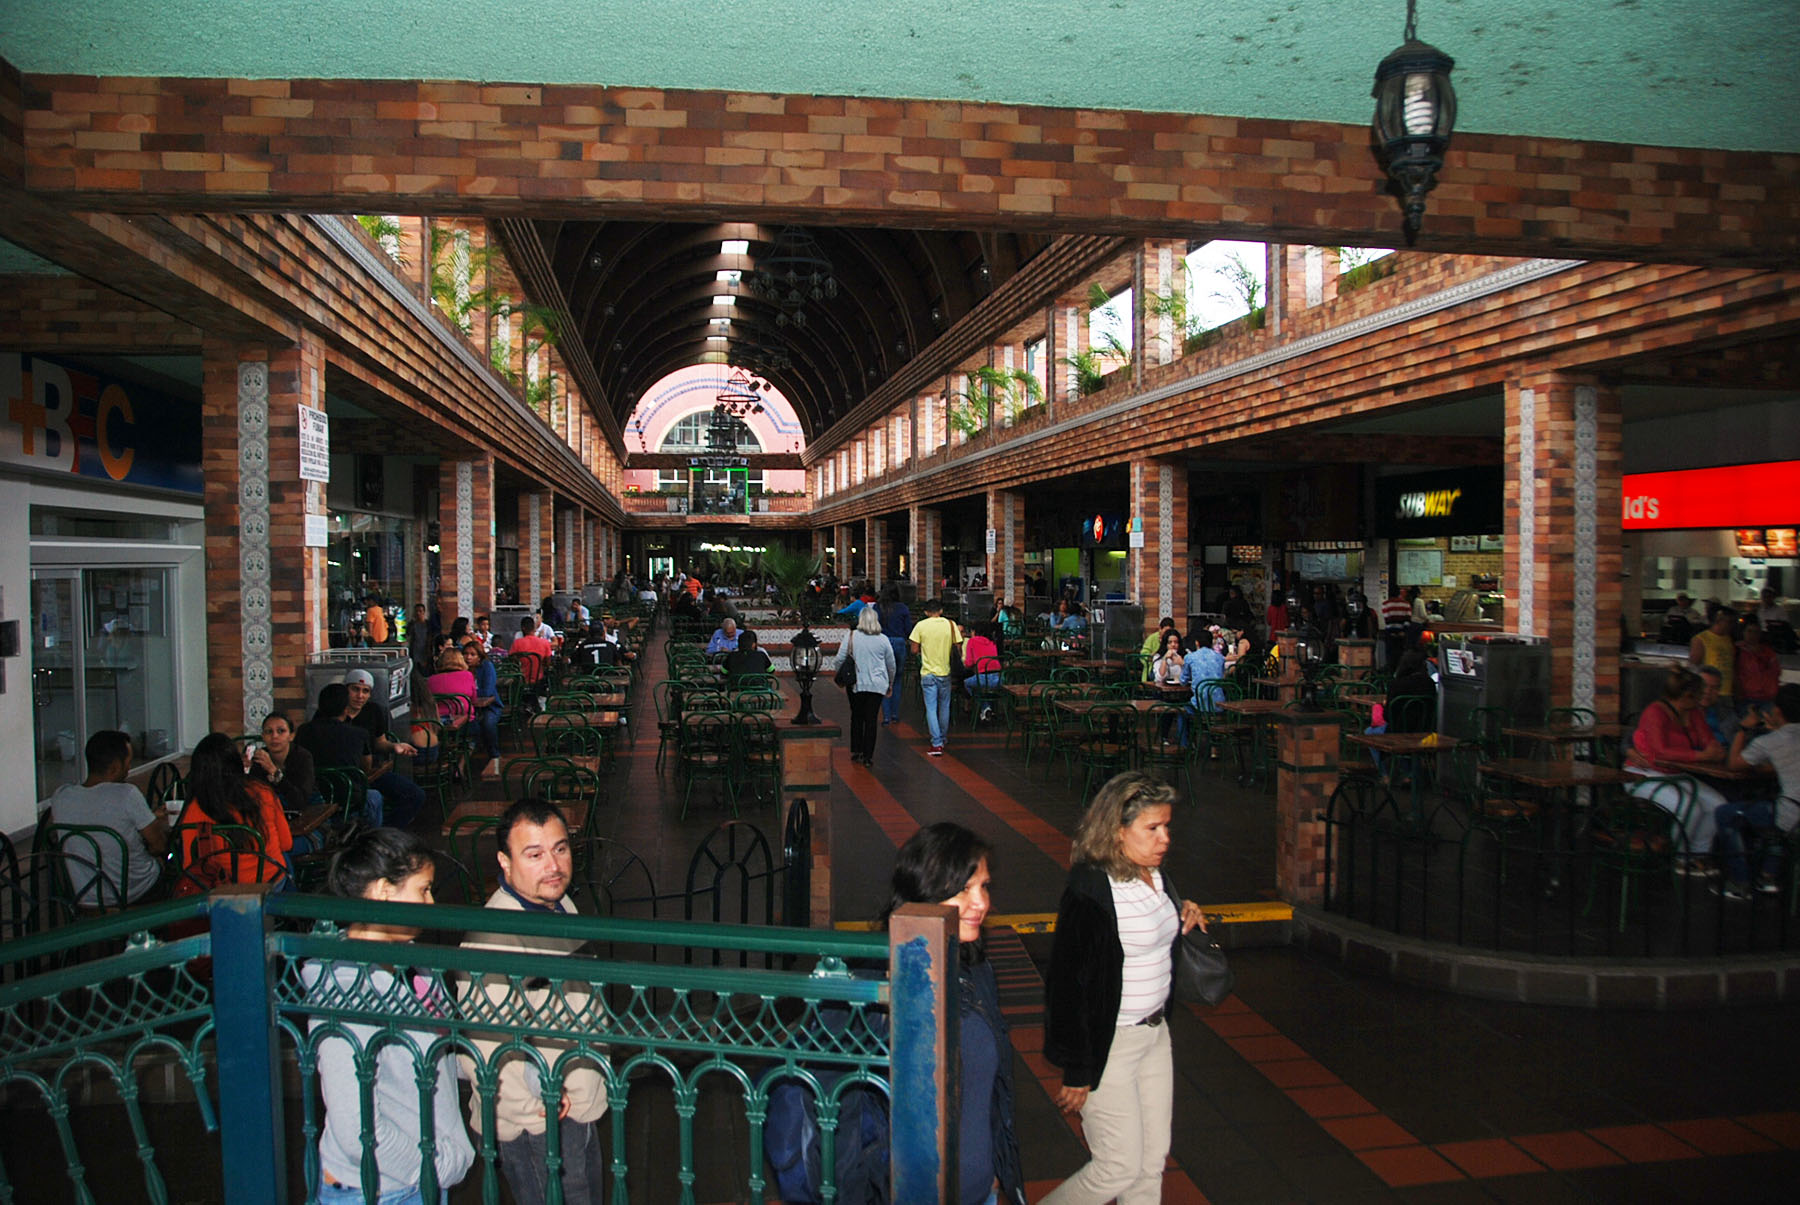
[1396,548,1443,587]
[1768,529,1797,557]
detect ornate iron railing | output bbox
[0,888,957,1205]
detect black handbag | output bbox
[1172,926,1234,1007]
[834,651,857,689]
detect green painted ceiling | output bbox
[3,0,1797,152]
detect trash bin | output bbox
[304,647,412,723]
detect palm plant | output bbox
[354,215,407,266]
[948,365,1043,436]
[757,544,823,623]
[1057,348,1110,397]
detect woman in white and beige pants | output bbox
[1041,773,1205,1204]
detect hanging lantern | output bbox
[1371,1,1456,243]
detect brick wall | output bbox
[15,73,1799,265]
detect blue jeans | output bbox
[964,671,1000,698]
[921,674,951,747]
[318,1182,445,1205]
[500,1119,605,1205]
[374,771,425,828]
[883,637,908,722]
[1714,798,1781,883]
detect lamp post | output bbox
[1371,0,1457,243]
[790,626,823,725]
[1292,626,1328,712]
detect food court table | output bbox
[1502,723,1627,759]
[1219,698,1289,784]
[287,802,338,841]
[1344,731,1461,829]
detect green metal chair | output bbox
[678,711,738,819]
[35,823,131,912]
[1079,703,1139,799]
[315,766,375,826]
[1588,776,1688,931]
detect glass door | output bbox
[30,566,180,799]
[30,572,79,799]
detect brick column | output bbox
[202,336,329,733]
[519,491,554,608]
[437,453,494,623]
[910,506,942,597]
[1505,373,1624,719]
[1129,457,1189,635]
[985,489,1025,609]
[864,517,885,589]
[830,522,852,581]
[1274,712,1345,906]
[583,513,597,584]
[1140,238,1187,366]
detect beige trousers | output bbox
[1041,1021,1173,1205]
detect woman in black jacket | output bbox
[1042,773,1206,1205]
[883,823,1026,1205]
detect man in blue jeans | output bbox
[1717,683,1800,898]
[908,597,962,756]
[879,587,912,725]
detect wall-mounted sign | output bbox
[298,406,331,483]
[688,455,748,468]
[0,354,202,494]
[305,513,329,547]
[1622,461,1800,530]
[1375,467,1502,538]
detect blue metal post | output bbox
[210,884,287,1204]
[888,903,954,1204]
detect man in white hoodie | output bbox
[462,799,608,1204]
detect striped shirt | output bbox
[1110,871,1177,1025]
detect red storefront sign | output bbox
[1621,461,1800,530]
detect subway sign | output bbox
[1622,461,1800,530]
[1375,467,1501,537]
[0,354,202,494]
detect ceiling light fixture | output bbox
[1371,0,1457,243]
[746,226,837,329]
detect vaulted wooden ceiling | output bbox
[507,219,1053,437]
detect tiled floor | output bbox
[515,651,1800,1201]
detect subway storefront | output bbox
[1374,467,1505,622]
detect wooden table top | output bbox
[1639,758,1764,783]
[1502,723,1628,742]
[1345,731,1460,754]
[1055,698,1170,715]
[498,754,606,775]
[1220,698,1288,715]
[1340,693,1385,710]
[545,694,626,709]
[1482,758,1634,789]
[529,710,622,727]
[1016,647,1079,659]
[288,802,338,839]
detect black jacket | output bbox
[1043,863,1183,1090]
[963,956,1027,1205]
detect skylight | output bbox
[715,270,741,285]
[720,240,748,255]
[712,295,737,306]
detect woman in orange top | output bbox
[176,732,294,890]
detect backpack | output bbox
[763,1073,889,1204]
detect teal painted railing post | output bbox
[210,884,287,1204]
[887,903,955,1204]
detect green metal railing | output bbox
[0,888,957,1204]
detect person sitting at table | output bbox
[250,711,318,816]
[704,617,739,657]
[175,732,294,891]
[1049,600,1087,636]
[1735,616,1781,718]
[460,640,503,781]
[1694,665,1734,745]
[1150,628,1185,688]
[962,623,1003,724]
[723,628,774,683]
[38,729,168,906]
[1139,616,1177,679]
[508,616,557,687]
[1224,626,1252,673]
[1715,682,1800,899]
[1625,666,1729,876]
[297,683,385,826]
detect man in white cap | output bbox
[342,668,425,828]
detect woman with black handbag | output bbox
[843,604,897,766]
[1042,772,1208,1205]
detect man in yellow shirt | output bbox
[908,598,963,756]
